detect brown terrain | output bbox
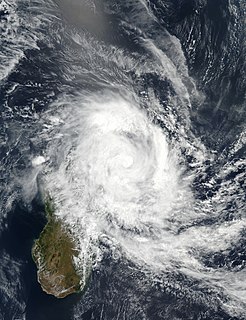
[32,199,83,298]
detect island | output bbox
[32,197,88,298]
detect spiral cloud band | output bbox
[45,91,187,235]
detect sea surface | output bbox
[0,0,245,319]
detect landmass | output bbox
[32,197,87,298]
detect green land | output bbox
[32,198,84,298]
